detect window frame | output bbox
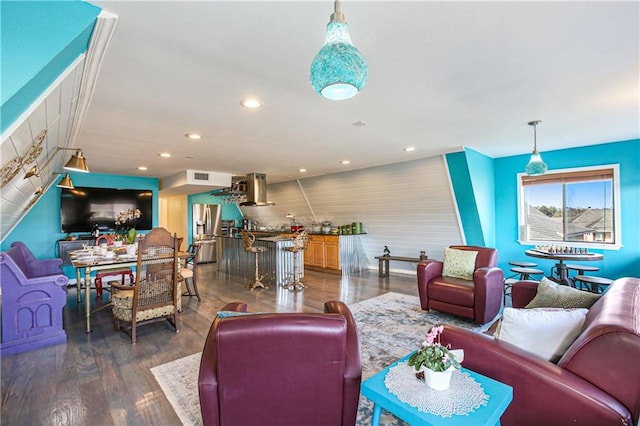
[517,164,622,250]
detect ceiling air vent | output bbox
[160,170,232,196]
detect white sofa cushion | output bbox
[496,307,588,362]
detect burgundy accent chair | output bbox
[1,241,68,354]
[442,277,640,426]
[417,245,504,324]
[198,300,362,426]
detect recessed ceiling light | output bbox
[185,133,202,140]
[298,168,307,173]
[138,166,148,171]
[403,146,416,152]
[160,152,171,158]
[240,98,262,108]
[340,160,350,165]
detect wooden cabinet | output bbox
[300,234,341,272]
[58,239,94,265]
[307,235,326,267]
[280,233,342,273]
[324,236,340,271]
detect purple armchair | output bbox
[417,245,504,324]
[1,241,68,354]
[441,278,640,425]
[198,301,362,426]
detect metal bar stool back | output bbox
[284,231,308,291]
[241,231,267,290]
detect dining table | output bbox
[70,247,188,333]
[524,249,603,287]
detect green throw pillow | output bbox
[441,247,478,280]
[525,277,600,309]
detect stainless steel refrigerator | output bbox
[192,204,221,263]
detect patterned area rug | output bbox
[151,292,497,425]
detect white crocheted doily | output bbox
[384,361,489,417]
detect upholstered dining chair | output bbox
[111,227,180,343]
[417,245,504,324]
[198,300,362,426]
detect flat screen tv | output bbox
[60,187,153,233]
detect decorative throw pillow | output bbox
[525,277,600,309]
[442,248,478,280]
[495,307,588,362]
[217,310,262,319]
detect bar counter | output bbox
[217,236,301,288]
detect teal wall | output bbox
[465,148,496,248]
[445,151,486,246]
[1,1,101,132]
[1,172,159,278]
[493,139,640,279]
[186,192,242,244]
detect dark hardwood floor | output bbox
[1,264,418,425]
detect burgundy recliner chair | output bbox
[198,301,362,426]
[417,245,504,324]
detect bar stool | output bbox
[180,244,201,301]
[241,231,267,290]
[566,264,599,289]
[509,260,538,268]
[503,261,543,303]
[573,275,613,294]
[284,231,308,291]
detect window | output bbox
[517,165,621,249]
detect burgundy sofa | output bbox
[1,241,68,354]
[198,300,361,426]
[417,245,504,324]
[441,277,640,426]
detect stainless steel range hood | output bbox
[240,173,275,206]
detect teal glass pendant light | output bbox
[310,0,368,100]
[525,120,548,176]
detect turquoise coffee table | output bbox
[361,354,513,426]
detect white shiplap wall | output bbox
[0,56,87,242]
[243,155,463,274]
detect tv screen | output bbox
[61,187,153,233]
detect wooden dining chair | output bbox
[111,227,180,343]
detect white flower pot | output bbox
[422,366,454,391]
[126,243,138,256]
[113,241,123,247]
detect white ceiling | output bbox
[81,0,639,185]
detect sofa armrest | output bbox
[472,266,504,324]
[198,303,247,426]
[417,260,443,309]
[511,280,539,308]
[28,257,64,278]
[325,300,362,426]
[441,325,632,426]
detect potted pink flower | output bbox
[408,325,463,390]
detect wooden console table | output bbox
[375,255,425,277]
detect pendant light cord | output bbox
[331,0,345,23]
[528,120,542,153]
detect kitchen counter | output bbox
[217,236,302,287]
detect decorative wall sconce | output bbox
[24,147,89,179]
[56,174,75,189]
